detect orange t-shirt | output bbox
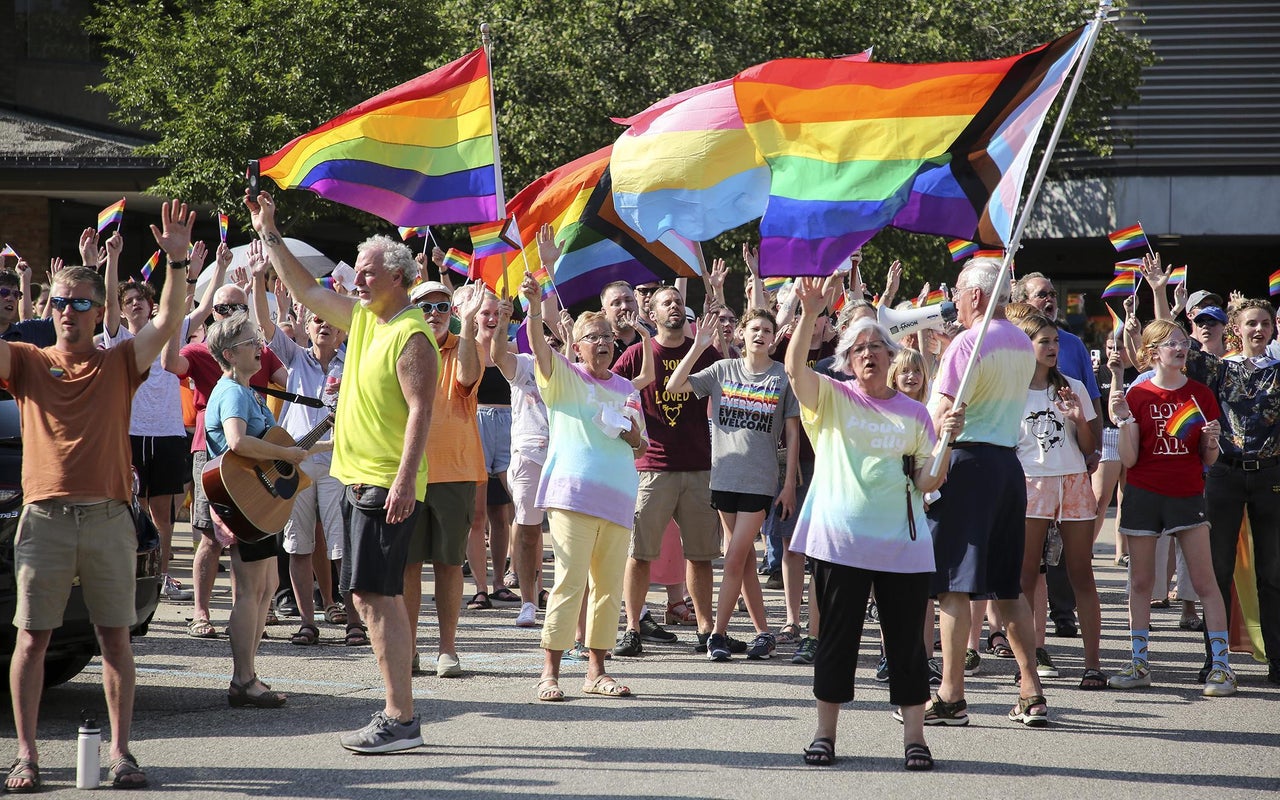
[4,340,145,503]
[425,332,485,484]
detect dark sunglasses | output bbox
[50,297,99,313]
[0,287,23,300]
[213,303,249,316]
[418,300,452,315]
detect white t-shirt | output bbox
[99,325,186,437]
[1016,374,1096,477]
[509,353,549,464]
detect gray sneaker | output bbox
[745,632,777,660]
[792,636,818,665]
[339,711,424,754]
[162,575,194,602]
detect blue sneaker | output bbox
[707,633,732,661]
[746,632,777,660]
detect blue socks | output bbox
[1130,629,1149,666]
[1208,630,1230,670]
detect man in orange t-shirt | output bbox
[403,280,485,678]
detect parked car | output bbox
[0,388,162,689]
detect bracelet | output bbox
[1116,416,1135,427]
[185,277,199,285]
[168,258,191,269]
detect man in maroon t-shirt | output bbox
[612,286,723,655]
[163,282,286,637]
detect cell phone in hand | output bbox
[246,159,260,198]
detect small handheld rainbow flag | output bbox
[217,213,229,244]
[947,239,979,262]
[1269,268,1280,297]
[1102,272,1137,299]
[531,264,556,299]
[140,250,161,281]
[97,198,126,233]
[1105,303,1123,341]
[1108,223,1148,252]
[441,248,471,277]
[920,289,947,307]
[1167,265,1186,286]
[831,293,847,314]
[316,276,337,290]
[1114,258,1143,275]
[762,276,790,292]
[1164,397,1206,440]
[973,249,1006,260]
[397,225,432,241]
[469,217,521,260]
[0,243,18,259]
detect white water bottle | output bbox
[76,712,100,789]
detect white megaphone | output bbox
[878,301,958,341]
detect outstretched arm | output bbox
[133,200,196,371]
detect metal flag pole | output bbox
[930,0,1113,477]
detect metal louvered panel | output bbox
[1070,0,1280,169]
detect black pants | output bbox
[1204,463,1280,667]
[1047,559,1077,627]
[812,559,930,707]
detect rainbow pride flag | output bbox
[1105,303,1123,340]
[469,217,521,260]
[1167,265,1186,285]
[919,289,947,307]
[1165,398,1205,440]
[1269,268,1280,297]
[97,198,126,233]
[316,276,337,290]
[398,225,432,241]
[1108,223,1148,252]
[140,249,161,281]
[260,49,498,227]
[441,248,471,277]
[531,264,556,298]
[736,28,1089,276]
[973,250,1007,260]
[763,276,790,292]
[0,244,17,259]
[947,239,979,262]
[1114,258,1143,275]
[217,213,229,244]
[1102,272,1137,299]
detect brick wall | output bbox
[0,195,52,281]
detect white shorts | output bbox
[509,448,545,526]
[282,459,344,559]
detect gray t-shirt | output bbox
[687,358,799,496]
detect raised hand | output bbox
[693,310,718,348]
[227,266,249,290]
[246,239,268,278]
[1172,279,1188,313]
[244,190,276,235]
[1055,386,1085,423]
[48,256,66,279]
[78,228,101,267]
[431,246,445,267]
[104,231,123,265]
[189,240,208,274]
[795,276,828,317]
[535,223,560,268]
[708,258,728,292]
[518,271,541,307]
[1140,252,1169,289]
[150,199,196,261]
[742,243,760,275]
[883,260,902,299]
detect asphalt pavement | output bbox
[4,524,1278,799]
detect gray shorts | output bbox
[191,449,213,532]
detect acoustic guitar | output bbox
[201,412,334,542]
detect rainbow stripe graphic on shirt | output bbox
[1164,398,1205,440]
[718,379,781,433]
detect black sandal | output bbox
[904,742,934,771]
[987,630,1014,658]
[290,623,319,646]
[466,591,493,610]
[108,752,148,789]
[803,737,836,766]
[1079,668,1109,690]
[344,624,370,646]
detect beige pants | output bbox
[539,509,630,652]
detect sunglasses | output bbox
[214,303,249,316]
[418,301,452,315]
[50,297,99,313]
[227,338,265,350]
[0,287,23,300]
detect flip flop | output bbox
[582,675,632,697]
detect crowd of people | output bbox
[2,195,1276,789]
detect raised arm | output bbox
[455,285,484,389]
[246,240,276,342]
[521,272,554,379]
[246,191,356,329]
[133,200,196,371]
[665,312,716,396]
[626,311,655,390]
[1142,252,1172,321]
[784,278,827,408]
[187,242,228,326]
[880,260,902,309]
[742,243,768,311]
[490,297,518,380]
[102,231,123,338]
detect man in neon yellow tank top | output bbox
[248,191,439,754]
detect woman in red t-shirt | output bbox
[1107,320,1235,696]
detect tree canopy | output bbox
[88,0,1154,288]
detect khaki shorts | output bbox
[408,480,475,565]
[1025,473,1097,522]
[283,460,345,559]
[508,449,544,526]
[13,500,137,630]
[631,470,721,562]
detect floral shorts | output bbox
[1025,472,1096,522]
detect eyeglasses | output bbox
[0,287,23,300]
[578,332,615,344]
[851,342,889,356]
[1156,340,1190,350]
[50,297,99,313]
[227,338,265,350]
[417,301,452,315]
[213,303,248,316]
[1032,290,1058,301]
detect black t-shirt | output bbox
[1095,363,1139,428]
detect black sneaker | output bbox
[874,654,890,682]
[745,632,777,660]
[928,657,943,686]
[764,572,783,590]
[726,635,749,654]
[339,711,424,753]
[695,632,710,653]
[638,613,678,644]
[707,633,732,661]
[613,629,643,657]
[792,636,818,665]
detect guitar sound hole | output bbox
[274,461,295,479]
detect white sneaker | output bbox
[515,602,538,628]
[436,652,462,678]
[1108,661,1152,689]
[1202,666,1238,697]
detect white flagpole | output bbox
[480,23,507,213]
[930,2,1112,477]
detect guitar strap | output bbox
[252,385,326,409]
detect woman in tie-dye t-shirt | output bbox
[784,278,963,772]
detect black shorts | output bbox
[710,490,772,515]
[1118,482,1209,538]
[235,532,282,563]
[340,483,419,597]
[926,445,1027,600]
[130,435,189,497]
[486,473,512,506]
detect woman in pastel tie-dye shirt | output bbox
[784,278,962,771]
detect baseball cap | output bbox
[410,280,452,303]
[1194,306,1227,324]
[1186,289,1223,311]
